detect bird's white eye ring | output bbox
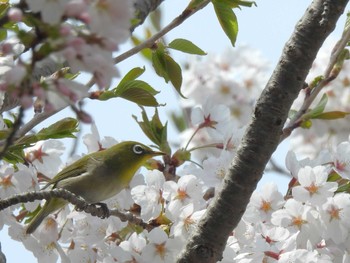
[133,145,144,155]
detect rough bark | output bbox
[177,0,349,262]
[133,0,164,31]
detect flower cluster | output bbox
[178,46,270,160]
[182,45,270,127]
[221,143,350,262]
[0,0,133,113]
[2,123,350,262]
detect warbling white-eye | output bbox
[26,141,165,234]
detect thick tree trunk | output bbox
[178,0,350,262]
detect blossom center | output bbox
[335,160,347,171]
[176,188,189,200]
[291,215,306,228]
[260,200,272,212]
[328,205,341,220]
[0,174,14,188]
[155,242,166,259]
[305,182,319,195]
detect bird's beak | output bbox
[151,150,166,156]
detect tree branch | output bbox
[177,0,349,262]
[0,188,154,230]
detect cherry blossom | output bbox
[292,166,338,206]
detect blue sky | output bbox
[1,0,350,262]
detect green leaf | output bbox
[131,36,152,61]
[164,54,183,95]
[98,77,160,107]
[36,117,78,140]
[168,38,206,55]
[0,0,9,18]
[187,0,207,10]
[336,181,350,193]
[170,112,187,132]
[116,80,159,96]
[232,0,256,8]
[330,49,350,78]
[221,0,257,8]
[119,67,146,87]
[309,75,324,89]
[328,170,342,182]
[152,48,170,82]
[133,107,171,154]
[3,21,19,33]
[0,29,6,41]
[150,8,162,32]
[212,0,239,47]
[16,118,78,145]
[119,87,159,107]
[152,49,184,98]
[3,150,25,164]
[17,30,36,48]
[0,130,10,140]
[303,93,328,119]
[311,111,350,120]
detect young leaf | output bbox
[116,80,159,97]
[311,111,350,120]
[152,48,170,82]
[303,93,328,119]
[95,68,160,106]
[0,1,9,18]
[150,8,162,32]
[221,0,257,8]
[119,88,159,107]
[117,80,159,106]
[212,0,239,47]
[131,36,152,61]
[16,118,78,145]
[98,79,160,107]
[163,54,183,97]
[118,67,146,87]
[152,50,185,98]
[168,38,206,55]
[0,29,7,41]
[170,111,188,132]
[3,150,25,164]
[187,0,208,10]
[133,107,171,154]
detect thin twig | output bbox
[267,158,291,177]
[14,107,62,138]
[85,0,211,88]
[281,25,350,141]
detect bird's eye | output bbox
[133,145,144,155]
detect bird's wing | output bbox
[42,154,103,189]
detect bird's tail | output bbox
[25,198,66,234]
[25,203,51,234]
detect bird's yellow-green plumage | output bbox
[25,141,164,234]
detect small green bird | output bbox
[26,141,165,234]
